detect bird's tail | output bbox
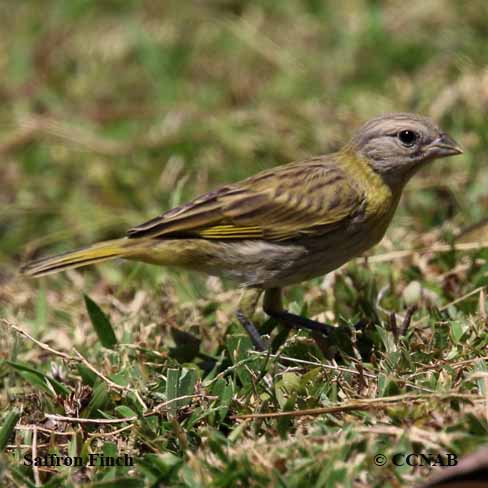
[20,238,135,278]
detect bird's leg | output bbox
[263,288,336,336]
[236,288,266,351]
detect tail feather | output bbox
[20,238,132,277]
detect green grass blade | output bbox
[5,360,69,396]
[0,408,21,451]
[84,294,118,349]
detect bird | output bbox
[21,113,463,350]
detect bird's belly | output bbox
[135,213,392,288]
[263,227,381,287]
[186,225,384,288]
[223,216,391,287]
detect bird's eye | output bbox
[397,130,418,147]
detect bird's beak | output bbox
[427,133,463,158]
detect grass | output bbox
[2,0,488,486]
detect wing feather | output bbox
[127,157,364,241]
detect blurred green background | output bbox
[2,0,487,275]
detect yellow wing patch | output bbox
[198,224,263,239]
[127,157,365,242]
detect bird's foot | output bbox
[236,310,268,351]
[267,310,367,336]
[266,310,335,335]
[266,310,369,357]
[236,308,368,356]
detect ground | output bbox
[1,1,488,487]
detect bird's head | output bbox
[348,113,463,187]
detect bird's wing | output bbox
[127,158,364,241]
